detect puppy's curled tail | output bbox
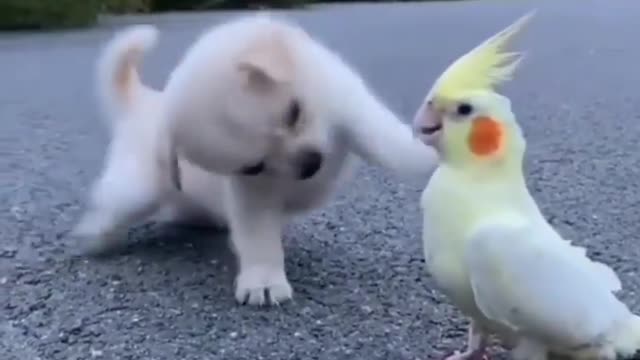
[96,24,159,121]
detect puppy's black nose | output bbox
[296,150,323,180]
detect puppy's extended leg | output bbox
[73,133,170,254]
[226,177,292,306]
[340,85,440,179]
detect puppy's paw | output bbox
[70,211,127,256]
[234,265,293,306]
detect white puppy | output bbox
[74,14,438,306]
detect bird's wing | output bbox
[561,238,622,292]
[465,220,628,348]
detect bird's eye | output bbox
[456,103,473,116]
[285,99,301,129]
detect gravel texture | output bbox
[2,0,640,359]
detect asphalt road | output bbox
[2,0,640,359]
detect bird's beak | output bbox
[412,100,443,149]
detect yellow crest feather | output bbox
[429,11,536,100]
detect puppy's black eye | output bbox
[456,103,473,116]
[285,100,301,129]
[239,161,265,176]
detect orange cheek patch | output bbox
[468,116,504,156]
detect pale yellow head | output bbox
[413,11,535,172]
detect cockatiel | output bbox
[412,11,640,360]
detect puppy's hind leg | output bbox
[151,195,218,229]
[151,159,228,229]
[73,136,169,255]
[226,177,292,306]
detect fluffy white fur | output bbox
[74,14,438,306]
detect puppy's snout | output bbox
[295,149,323,180]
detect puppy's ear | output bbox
[237,61,280,91]
[237,34,293,92]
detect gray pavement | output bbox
[2,0,640,359]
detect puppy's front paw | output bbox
[234,265,293,306]
[71,211,126,256]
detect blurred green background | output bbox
[0,0,430,30]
